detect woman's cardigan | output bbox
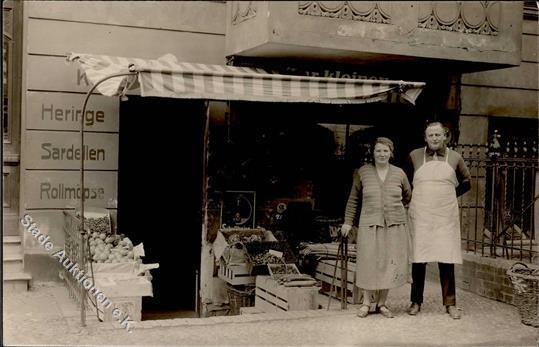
[344,164,412,227]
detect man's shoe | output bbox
[408,303,421,315]
[446,305,461,319]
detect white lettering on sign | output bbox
[41,143,105,161]
[41,103,105,127]
[302,69,389,80]
[275,66,391,81]
[40,183,104,200]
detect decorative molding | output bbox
[231,1,257,26]
[2,164,18,209]
[2,153,20,163]
[3,170,9,208]
[3,7,13,38]
[418,1,500,36]
[524,0,538,20]
[298,1,391,24]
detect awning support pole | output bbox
[78,72,137,327]
[199,100,210,317]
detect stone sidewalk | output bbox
[3,280,538,346]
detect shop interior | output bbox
[206,100,428,244]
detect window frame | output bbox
[2,0,22,154]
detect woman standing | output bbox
[341,137,412,318]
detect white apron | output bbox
[409,148,462,264]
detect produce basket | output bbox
[77,207,113,235]
[226,284,255,315]
[221,228,266,243]
[213,228,276,262]
[506,262,539,327]
[245,241,297,264]
[267,263,300,279]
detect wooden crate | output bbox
[218,261,255,286]
[315,259,360,304]
[255,276,319,312]
[89,295,142,322]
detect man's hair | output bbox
[424,121,448,136]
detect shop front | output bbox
[68,52,425,318]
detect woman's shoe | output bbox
[377,305,394,318]
[357,304,370,318]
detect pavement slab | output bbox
[3,280,538,346]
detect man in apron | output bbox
[406,122,471,319]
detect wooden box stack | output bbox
[255,275,319,312]
[88,265,154,322]
[218,260,255,286]
[214,228,277,286]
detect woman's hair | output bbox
[374,137,394,158]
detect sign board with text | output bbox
[26,55,139,94]
[26,91,119,132]
[24,170,118,209]
[25,130,118,170]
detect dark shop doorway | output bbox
[118,96,205,319]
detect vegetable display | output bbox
[84,215,111,235]
[88,232,135,263]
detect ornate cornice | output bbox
[418,1,500,36]
[231,1,257,26]
[298,1,391,24]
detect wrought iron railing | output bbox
[455,134,538,263]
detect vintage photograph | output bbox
[2,1,538,346]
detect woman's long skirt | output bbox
[355,223,411,290]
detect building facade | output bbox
[3,1,537,316]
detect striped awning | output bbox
[68,53,425,104]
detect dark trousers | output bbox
[411,262,456,306]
